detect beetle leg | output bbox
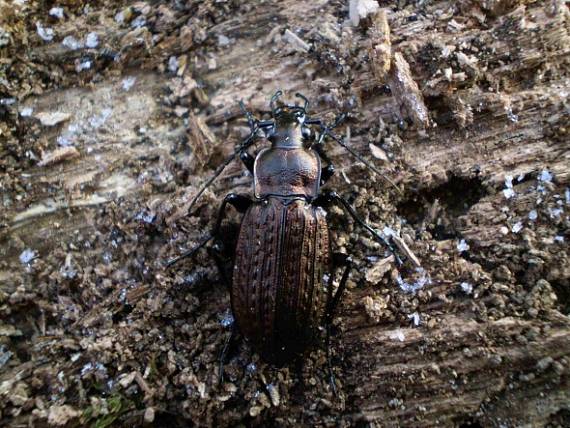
[165,193,252,267]
[239,150,255,174]
[326,323,338,396]
[323,252,352,395]
[320,164,335,185]
[219,323,237,385]
[207,244,231,290]
[326,253,353,324]
[314,191,404,266]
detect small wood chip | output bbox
[283,29,310,52]
[35,111,70,126]
[369,143,389,161]
[369,9,392,79]
[38,147,80,167]
[389,52,430,129]
[391,234,421,268]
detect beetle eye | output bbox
[301,127,312,140]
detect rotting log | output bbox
[0,0,569,427]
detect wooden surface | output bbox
[1,0,569,426]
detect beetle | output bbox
[167,91,406,381]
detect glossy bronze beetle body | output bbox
[233,109,330,359]
[168,91,401,364]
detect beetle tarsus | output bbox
[326,323,338,396]
[218,324,237,385]
[164,234,213,268]
[326,253,353,323]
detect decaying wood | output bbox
[0,0,568,426]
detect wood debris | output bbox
[35,111,70,127]
[38,146,80,166]
[283,29,310,52]
[369,9,431,129]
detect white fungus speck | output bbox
[548,208,563,219]
[554,236,564,243]
[220,312,234,328]
[565,188,570,205]
[121,76,136,91]
[19,248,37,264]
[512,222,523,233]
[528,210,537,221]
[396,268,431,294]
[390,330,405,342]
[76,59,91,72]
[62,35,82,50]
[49,7,64,18]
[20,107,33,117]
[131,16,146,28]
[85,32,99,48]
[500,226,509,235]
[460,282,473,295]
[89,108,112,128]
[503,188,515,199]
[506,107,518,123]
[457,239,470,252]
[539,170,553,183]
[168,56,179,73]
[503,175,515,199]
[36,22,54,41]
[408,312,420,326]
[217,34,230,47]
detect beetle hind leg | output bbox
[218,323,237,385]
[324,252,353,395]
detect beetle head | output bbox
[268,91,312,147]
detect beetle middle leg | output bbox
[165,193,252,267]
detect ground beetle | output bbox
[167,91,406,385]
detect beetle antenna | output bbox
[239,100,256,133]
[306,114,402,194]
[295,93,309,114]
[324,128,402,194]
[186,122,260,214]
[270,90,283,118]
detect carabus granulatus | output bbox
[167,91,407,388]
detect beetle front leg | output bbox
[239,150,255,174]
[313,143,335,185]
[219,323,237,385]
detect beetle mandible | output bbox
[167,91,406,371]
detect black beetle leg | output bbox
[314,191,403,266]
[207,244,231,290]
[324,252,352,396]
[165,193,252,268]
[320,164,335,185]
[326,253,353,324]
[239,151,255,174]
[219,323,237,385]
